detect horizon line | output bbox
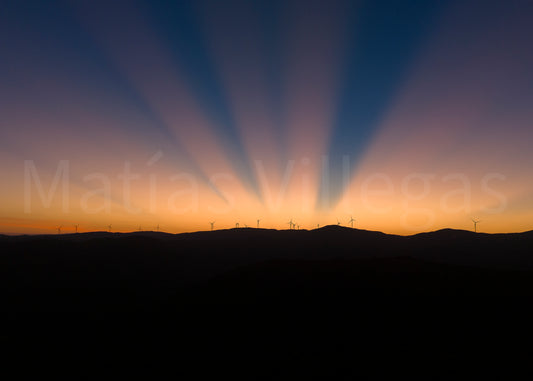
[2,225,532,238]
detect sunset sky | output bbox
[1,0,532,235]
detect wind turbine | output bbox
[56,225,62,234]
[348,216,356,229]
[156,224,160,231]
[471,218,481,233]
[138,225,142,231]
[74,224,79,233]
[287,219,294,230]
[337,218,341,226]
[210,221,215,231]
[107,224,112,232]
[257,219,260,229]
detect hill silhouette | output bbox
[2,226,532,378]
[2,225,533,311]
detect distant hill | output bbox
[1,226,533,313]
[2,225,533,377]
[2,226,533,269]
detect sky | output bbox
[1,0,533,235]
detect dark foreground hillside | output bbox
[1,226,533,378]
[2,226,533,309]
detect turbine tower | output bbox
[348,216,356,229]
[257,219,260,229]
[107,224,112,232]
[472,218,481,233]
[74,224,79,233]
[156,224,160,231]
[56,225,62,234]
[337,218,341,226]
[210,221,215,231]
[138,225,142,231]
[287,219,294,230]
